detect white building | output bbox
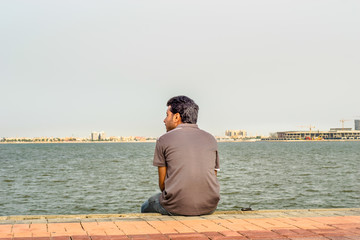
[91,131,106,141]
[225,130,247,139]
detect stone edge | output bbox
[1,208,359,222]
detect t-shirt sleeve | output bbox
[153,139,166,167]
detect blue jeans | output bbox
[141,193,172,215]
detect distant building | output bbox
[276,129,360,140]
[272,120,360,140]
[91,131,106,141]
[109,136,121,142]
[355,120,360,131]
[330,128,352,131]
[99,132,106,140]
[225,130,247,139]
[91,132,99,141]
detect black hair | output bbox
[167,96,199,124]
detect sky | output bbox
[1,0,360,138]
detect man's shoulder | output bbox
[157,127,182,143]
[198,129,217,143]
[158,125,216,143]
[197,128,214,137]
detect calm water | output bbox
[0,142,359,216]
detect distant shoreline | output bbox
[1,139,360,144]
[0,140,157,144]
[261,139,360,142]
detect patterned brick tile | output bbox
[211,218,264,231]
[325,237,357,240]
[239,230,287,239]
[220,231,244,237]
[1,210,360,240]
[97,221,125,236]
[177,220,206,232]
[145,221,177,234]
[290,229,318,237]
[90,235,111,240]
[11,238,33,240]
[244,218,295,230]
[115,221,159,235]
[51,237,72,240]
[0,225,12,235]
[70,235,91,240]
[202,231,224,239]
[30,226,50,237]
[310,228,359,238]
[128,234,169,239]
[0,234,12,239]
[107,235,131,240]
[287,237,329,240]
[162,220,196,233]
[342,236,360,240]
[48,223,70,237]
[62,223,86,235]
[166,233,209,240]
[81,222,106,236]
[12,224,31,238]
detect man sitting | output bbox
[141,95,220,216]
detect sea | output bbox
[0,141,359,216]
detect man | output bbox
[141,95,220,216]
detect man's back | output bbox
[153,124,220,216]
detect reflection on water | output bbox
[0,142,359,216]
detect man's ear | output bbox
[173,113,181,123]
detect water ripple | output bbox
[0,142,359,215]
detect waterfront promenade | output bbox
[0,208,359,239]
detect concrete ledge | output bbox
[1,208,359,222]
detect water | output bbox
[0,142,359,216]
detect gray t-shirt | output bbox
[153,124,220,216]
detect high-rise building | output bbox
[99,131,106,140]
[355,120,360,131]
[91,131,106,141]
[91,132,99,141]
[225,130,247,139]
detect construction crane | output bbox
[340,119,351,130]
[297,125,316,132]
[297,125,316,140]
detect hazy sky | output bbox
[1,0,360,138]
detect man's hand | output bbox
[158,166,167,191]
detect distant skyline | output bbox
[1,1,360,138]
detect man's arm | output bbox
[215,150,220,177]
[158,166,167,191]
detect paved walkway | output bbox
[0,208,359,240]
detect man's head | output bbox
[164,96,199,132]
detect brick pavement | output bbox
[0,208,359,240]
